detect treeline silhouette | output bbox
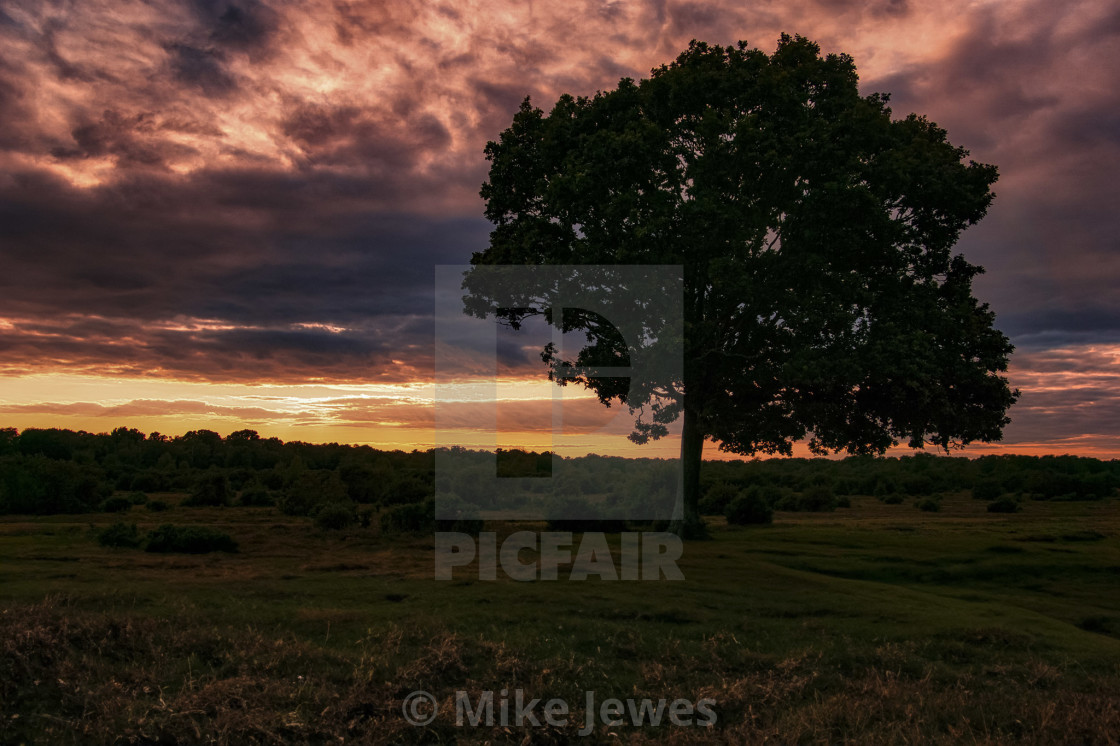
[0,427,1117,518]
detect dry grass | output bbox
[3,595,1119,745]
[3,494,1119,743]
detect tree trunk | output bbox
[669,405,708,539]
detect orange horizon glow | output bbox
[2,339,1118,460]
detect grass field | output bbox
[2,490,1119,744]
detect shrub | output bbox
[145,524,238,553]
[987,497,1022,513]
[97,522,141,548]
[1024,471,1109,500]
[754,484,788,508]
[377,496,484,535]
[129,472,167,493]
[778,485,838,512]
[545,495,624,533]
[378,473,430,506]
[916,498,940,512]
[436,495,485,534]
[882,494,905,505]
[99,496,133,513]
[1051,491,1103,502]
[725,490,773,525]
[314,502,357,530]
[699,482,739,516]
[902,475,936,496]
[261,470,285,490]
[836,496,851,508]
[127,491,149,505]
[277,491,315,516]
[278,471,348,516]
[380,500,434,535]
[238,485,275,507]
[873,478,899,498]
[800,485,838,512]
[972,479,1004,502]
[775,494,798,511]
[183,472,230,507]
[146,499,169,512]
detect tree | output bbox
[467,35,1018,537]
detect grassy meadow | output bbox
[2,488,1119,744]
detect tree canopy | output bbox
[468,35,1019,535]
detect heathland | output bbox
[1,427,1118,744]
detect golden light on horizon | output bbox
[2,335,1119,459]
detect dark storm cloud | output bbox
[998,308,1120,346]
[48,109,201,167]
[807,0,910,18]
[41,20,105,83]
[280,102,452,171]
[995,344,1120,451]
[0,311,438,382]
[861,0,1120,373]
[0,159,489,380]
[188,0,279,52]
[166,43,237,94]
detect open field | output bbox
[3,490,1120,744]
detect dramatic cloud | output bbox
[0,0,1116,453]
[0,375,657,455]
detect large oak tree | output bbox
[467,35,1018,536]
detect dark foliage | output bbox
[96,522,141,548]
[699,482,740,516]
[0,428,1115,522]
[144,524,238,554]
[380,500,434,535]
[237,484,276,507]
[99,496,133,513]
[183,472,231,507]
[972,480,1005,501]
[0,453,111,514]
[314,502,357,530]
[777,485,838,512]
[545,495,627,533]
[987,497,1022,513]
[726,490,774,525]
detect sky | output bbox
[0,0,1117,458]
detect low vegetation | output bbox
[1,426,1119,743]
[1,427,1117,523]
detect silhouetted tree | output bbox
[468,35,1018,537]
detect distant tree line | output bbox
[0,426,435,520]
[0,427,1116,524]
[700,451,1120,522]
